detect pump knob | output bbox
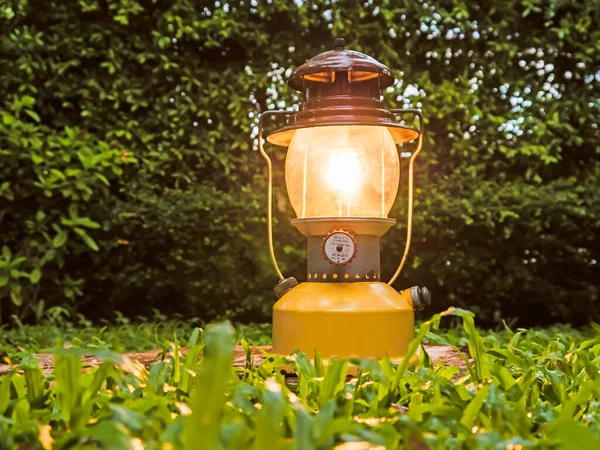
[421,287,432,307]
[273,277,299,299]
[410,286,432,311]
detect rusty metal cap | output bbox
[288,38,394,91]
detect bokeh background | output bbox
[0,0,598,327]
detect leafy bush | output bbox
[1,313,600,448]
[0,1,598,325]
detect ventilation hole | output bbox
[322,274,327,279]
[365,274,370,279]
[333,274,338,279]
[308,274,312,279]
[344,274,350,279]
[355,274,360,279]
[314,273,317,279]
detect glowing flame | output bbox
[327,151,359,193]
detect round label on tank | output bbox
[322,230,357,265]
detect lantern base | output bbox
[272,282,415,362]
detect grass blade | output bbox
[460,384,490,429]
[184,321,235,450]
[253,378,285,450]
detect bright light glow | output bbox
[327,151,359,193]
[285,125,399,218]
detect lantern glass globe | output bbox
[285,125,400,218]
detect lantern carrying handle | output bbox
[258,110,289,281]
[387,109,424,286]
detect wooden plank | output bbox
[0,345,468,376]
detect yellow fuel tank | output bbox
[273,282,414,361]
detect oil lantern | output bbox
[258,38,431,363]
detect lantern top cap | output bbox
[287,38,394,91]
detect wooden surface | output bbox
[0,345,468,376]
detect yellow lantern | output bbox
[258,38,430,364]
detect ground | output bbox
[0,311,598,449]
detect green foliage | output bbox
[0,0,599,325]
[185,322,234,449]
[0,313,272,361]
[1,313,600,447]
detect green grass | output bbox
[0,311,272,358]
[0,309,599,449]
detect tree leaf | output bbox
[21,96,35,107]
[53,230,68,248]
[25,109,40,122]
[30,268,41,284]
[76,217,101,229]
[74,227,99,251]
[10,290,22,306]
[114,15,128,25]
